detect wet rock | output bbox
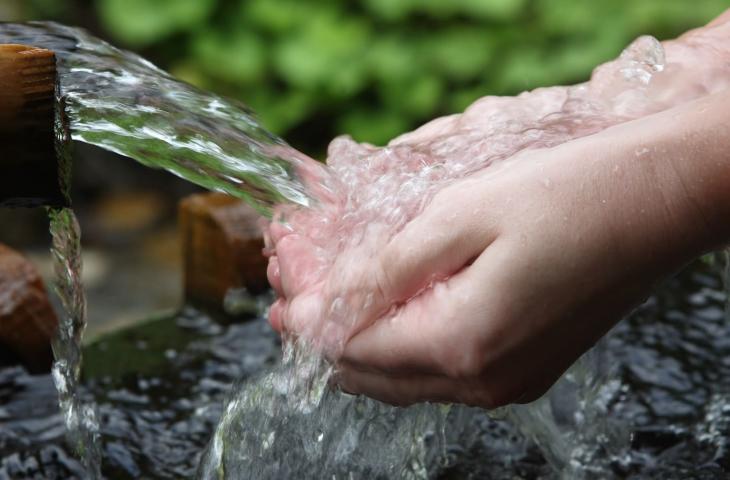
[0,244,57,372]
[179,193,268,311]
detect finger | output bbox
[261,218,275,256]
[266,256,283,296]
[389,114,460,146]
[335,366,494,407]
[281,290,366,358]
[268,298,286,332]
[377,182,498,303]
[268,215,295,244]
[275,233,323,297]
[292,181,500,346]
[342,242,507,377]
[281,290,322,337]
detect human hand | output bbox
[267,89,730,408]
[330,113,718,408]
[264,11,730,408]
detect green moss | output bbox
[82,313,192,379]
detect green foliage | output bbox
[98,0,216,46]
[20,0,730,150]
[192,29,266,84]
[272,10,371,96]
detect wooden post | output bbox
[0,44,66,208]
[179,193,269,311]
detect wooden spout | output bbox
[0,44,66,208]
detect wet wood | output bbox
[0,44,56,130]
[179,193,269,311]
[0,44,66,208]
[0,244,58,373]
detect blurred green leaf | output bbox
[455,0,527,21]
[547,27,629,84]
[365,0,526,21]
[424,27,495,80]
[625,0,729,35]
[537,0,609,35]
[169,61,209,89]
[243,0,316,33]
[192,29,266,83]
[247,90,314,134]
[97,0,216,46]
[369,35,421,81]
[25,0,67,18]
[494,48,554,93]
[379,75,443,117]
[273,9,371,96]
[363,0,415,21]
[338,108,411,146]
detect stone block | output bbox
[0,243,57,372]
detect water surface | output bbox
[2,260,729,479]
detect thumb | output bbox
[374,185,497,305]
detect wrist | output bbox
[659,90,730,253]
[584,89,730,273]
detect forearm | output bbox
[599,87,730,261]
[655,88,730,252]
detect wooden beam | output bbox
[0,44,66,208]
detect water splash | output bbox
[48,207,102,478]
[209,22,730,479]
[197,32,678,479]
[197,342,452,479]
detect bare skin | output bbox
[338,90,730,407]
[267,12,730,409]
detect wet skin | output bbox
[266,11,730,408]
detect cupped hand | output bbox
[265,10,730,407]
[266,89,728,408]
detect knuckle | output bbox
[443,341,486,379]
[436,308,489,380]
[373,252,396,303]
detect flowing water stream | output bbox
[47,207,102,479]
[2,19,730,479]
[0,22,317,216]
